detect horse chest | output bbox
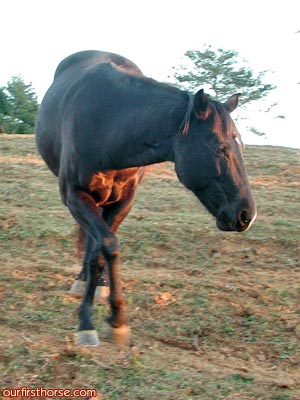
[88,169,140,206]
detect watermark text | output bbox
[2,386,97,398]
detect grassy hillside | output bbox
[0,135,299,399]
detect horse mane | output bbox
[177,93,229,136]
[177,94,243,147]
[178,92,235,136]
[178,92,194,135]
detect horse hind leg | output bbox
[69,227,110,302]
[70,266,110,301]
[69,254,110,302]
[69,225,87,297]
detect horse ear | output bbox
[224,93,241,113]
[193,89,212,120]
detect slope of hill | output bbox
[1,135,299,399]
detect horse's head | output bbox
[175,89,256,232]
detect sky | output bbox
[2,0,300,148]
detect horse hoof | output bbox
[77,330,100,346]
[69,281,110,302]
[95,285,110,302]
[69,280,85,298]
[107,325,131,346]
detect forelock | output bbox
[211,101,231,138]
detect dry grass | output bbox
[0,134,300,399]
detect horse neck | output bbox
[111,90,191,168]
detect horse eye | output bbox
[216,146,227,156]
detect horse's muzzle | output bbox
[216,204,257,232]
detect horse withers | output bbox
[35,50,256,346]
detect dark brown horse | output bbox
[35,50,256,346]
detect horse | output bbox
[35,50,257,346]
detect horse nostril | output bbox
[240,210,249,225]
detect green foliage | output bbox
[0,88,10,115]
[0,76,38,134]
[172,46,276,107]
[249,126,266,137]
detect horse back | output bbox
[35,50,143,177]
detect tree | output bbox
[0,76,38,134]
[172,46,276,107]
[0,87,10,132]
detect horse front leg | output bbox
[65,185,129,346]
[71,189,140,303]
[104,250,131,345]
[100,193,139,344]
[77,254,104,346]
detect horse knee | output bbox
[102,236,120,259]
